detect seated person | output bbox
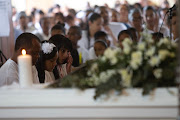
[36,41,58,83]
[51,22,66,36]
[67,26,89,66]
[34,17,51,41]
[118,30,133,48]
[89,31,109,59]
[0,33,41,87]
[49,35,73,79]
[94,40,108,58]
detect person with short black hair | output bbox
[51,22,65,36]
[67,26,89,66]
[49,35,73,79]
[0,33,41,87]
[118,30,133,48]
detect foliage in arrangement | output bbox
[49,33,178,99]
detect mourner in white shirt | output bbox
[0,33,41,87]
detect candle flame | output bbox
[22,49,26,55]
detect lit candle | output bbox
[18,49,33,88]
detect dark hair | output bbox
[94,31,107,40]
[35,9,44,15]
[36,41,57,83]
[128,27,138,42]
[49,34,72,52]
[51,22,65,35]
[152,32,164,41]
[55,12,65,22]
[117,30,133,40]
[87,13,101,49]
[94,40,108,48]
[69,26,82,36]
[143,6,156,14]
[65,15,74,22]
[49,35,72,80]
[15,33,40,51]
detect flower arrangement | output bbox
[50,33,178,99]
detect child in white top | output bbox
[36,41,58,83]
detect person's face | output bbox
[144,9,156,26]
[67,28,81,48]
[41,19,50,32]
[44,52,58,72]
[58,48,70,64]
[118,33,131,48]
[131,12,143,31]
[94,42,106,57]
[55,15,64,24]
[27,39,41,65]
[89,18,102,33]
[100,8,109,25]
[111,11,118,22]
[119,5,129,16]
[51,29,64,36]
[19,16,27,27]
[172,16,178,39]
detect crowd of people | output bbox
[0,0,178,86]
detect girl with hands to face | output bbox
[49,35,73,79]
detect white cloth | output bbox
[109,22,127,39]
[143,24,169,37]
[88,47,97,60]
[57,64,68,78]
[32,66,40,84]
[78,30,95,50]
[0,59,39,87]
[44,71,55,83]
[16,25,36,33]
[34,31,50,41]
[77,46,89,63]
[0,59,18,87]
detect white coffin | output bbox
[0,88,178,120]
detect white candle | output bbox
[18,49,33,88]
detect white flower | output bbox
[111,57,118,65]
[137,42,146,51]
[153,69,162,79]
[42,42,56,54]
[123,45,131,55]
[130,61,139,70]
[145,47,155,57]
[122,38,132,45]
[171,41,178,48]
[118,69,132,87]
[158,50,170,61]
[91,63,98,72]
[158,38,170,46]
[100,56,107,62]
[149,56,160,67]
[104,48,118,59]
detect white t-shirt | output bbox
[0,59,39,87]
[0,59,18,87]
[88,47,97,60]
[44,71,55,83]
[109,22,127,39]
[78,30,95,50]
[77,46,89,63]
[32,66,40,84]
